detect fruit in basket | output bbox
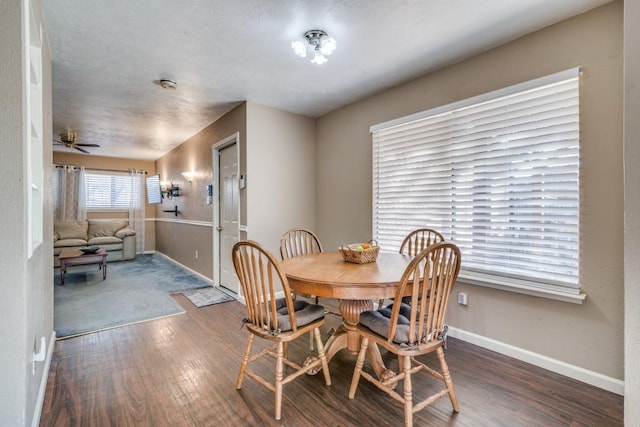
[354,245,363,251]
[362,243,371,249]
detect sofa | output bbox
[54,219,137,267]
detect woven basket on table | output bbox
[338,240,380,264]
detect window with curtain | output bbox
[371,68,581,298]
[82,169,146,253]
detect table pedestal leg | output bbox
[339,299,373,354]
[323,325,348,362]
[307,299,395,382]
[339,299,395,381]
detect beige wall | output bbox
[246,102,317,256]
[53,152,157,251]
[154,101,316,280]
[0,0,54,425]
[316,1,623,382]
[155,103,246,278]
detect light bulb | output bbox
[291,40,307,57]
[311,50,328,65]
[319,37,337,56]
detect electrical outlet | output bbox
[195,250,199,259]
[457,292,468,306]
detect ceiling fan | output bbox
[53,133,100,154]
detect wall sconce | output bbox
[161,181,180,199]
[181,171,195,183]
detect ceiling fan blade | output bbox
[74,146,90,154]
[75,143,100,147]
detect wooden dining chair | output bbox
[279,230,323,302]
[379,228,445,308]
[280,228,325,349]
[232,240,331,421]
[349,242,461,427]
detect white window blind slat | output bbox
[372,69,580,289]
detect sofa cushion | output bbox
[55,221,88,240]
[88,236,122,245]
[91,242,123,252]
[88,220,129,239]
[114,226,136,238]
[54,238,88,248]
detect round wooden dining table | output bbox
[280,250,413,381]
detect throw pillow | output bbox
[55,221,88,240]
[88,220,129,239]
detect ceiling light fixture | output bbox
[291,29,337,65]
[160,79,177,89]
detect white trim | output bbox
[154,252,214,286]
[457,272,587,304]
[32,330,56,427]
[371,67,581,132]
[152,217,212,227]
[448,327,624,395]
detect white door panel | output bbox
[218,143,239,293]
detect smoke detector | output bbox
[160,79,177,90]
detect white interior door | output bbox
[218,142,240,293]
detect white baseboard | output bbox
[448,327,624,396]
[154,252,214,286]
[33,330,56,427]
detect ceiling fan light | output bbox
[319,37,337,56]
[61,132,77,143]
[291,40,307,57]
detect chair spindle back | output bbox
[280,228,323,260]
[399,228,445,256]
[232,240,297,334]
[388,242,461,346]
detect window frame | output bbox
[371,67,586,304]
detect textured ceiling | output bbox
[43,0,611,160]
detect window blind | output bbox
[85,170,138,210]
[372,68,580,290]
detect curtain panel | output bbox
[53,165,87,222]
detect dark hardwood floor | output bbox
[41,295,623,426]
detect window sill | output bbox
[457,271,587,304]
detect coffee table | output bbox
[58,248,108,285]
